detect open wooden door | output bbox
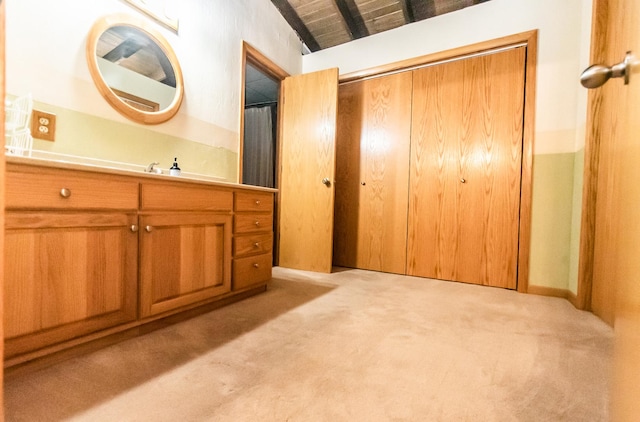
[581,0,640,419]
[0,0,6,417]
[278,68,338,273]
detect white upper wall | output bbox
[6,0,302,152]
[302,0,593,154]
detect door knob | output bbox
[460,178,466,184]
[322,177,331,187]
[580,52,635,88]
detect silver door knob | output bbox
[130,224,139,232]
[581,52,635,88]
[322,177,331,187]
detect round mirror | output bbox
[86,14,184,124]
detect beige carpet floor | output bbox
[5,267,613,421]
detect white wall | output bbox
[6,0,302,153]
[303,0,592,155]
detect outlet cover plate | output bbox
[31,110,56,142]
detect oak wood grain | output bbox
[279,68,338,273]
[6,167,139,210]
[4,212,138,358]
[333,71,412,274]
[407,47,526,289]
[139,213,232,317]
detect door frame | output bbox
[239,41,289,265]
[339,30,538,293]
[574,0,607,312]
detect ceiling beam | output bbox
[270,0,321,52]
[408,0,437,22]
[399,0,415,23]
[333,0,369,40]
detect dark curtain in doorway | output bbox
[243,104,276,188]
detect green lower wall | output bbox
[29,102,238,182]
[529,151,582,292]
[24,101,585,292]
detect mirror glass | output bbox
[87,14,184,124]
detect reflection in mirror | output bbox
[87,14,184,124]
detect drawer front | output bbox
[234,214,273,234]
[6,170,139,210]
[234,233,273,257]
[233,253,272,290]
[141,183,233,211]
[234,191,274,212]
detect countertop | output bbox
[6,151,278,193]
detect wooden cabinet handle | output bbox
[60,188,71,198]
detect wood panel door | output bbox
[333,72,412,274]
[4,212,138,358]
[583,0,640,419]
[407,47,526,289]
[279,68,338,273]
[139,213,232,317]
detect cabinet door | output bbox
[4,212,138,358]
[333,72,412,274]
[139,213,232,317]
[407,47,526,289]
[279,68,338,273]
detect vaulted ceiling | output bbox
[270,0,493,52]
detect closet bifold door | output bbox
[407,47,526,289]
[333,72,412,274]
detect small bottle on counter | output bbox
[169,157,181,176]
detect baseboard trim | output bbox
[527,285,570,299]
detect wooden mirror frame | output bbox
[86,14,184,124]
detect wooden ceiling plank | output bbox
[271,0,321,52]
[334,0,370,39]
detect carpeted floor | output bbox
[5,267,613,421]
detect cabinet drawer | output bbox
[6,169,139,210]
[234,214,273,233]
[233,253,272,290]
[141,183,233,211]
[234,233,273,257]
[234,191,273,212]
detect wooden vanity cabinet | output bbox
[139,182,233,318]
[233,191,273,290]
[4,161,275,365]
[4,165,139,359]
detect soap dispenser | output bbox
[169,157,181,176]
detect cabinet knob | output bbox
[145,225,153,233]
[130,224,139,232]
[254,221,260,227]
[361,181,366,186]
[255,200,261,206]
[254,242,260,248]
[253,263,260,268]
[322,177,331,187]
[460,178,466,184]
[60,188,71,198]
